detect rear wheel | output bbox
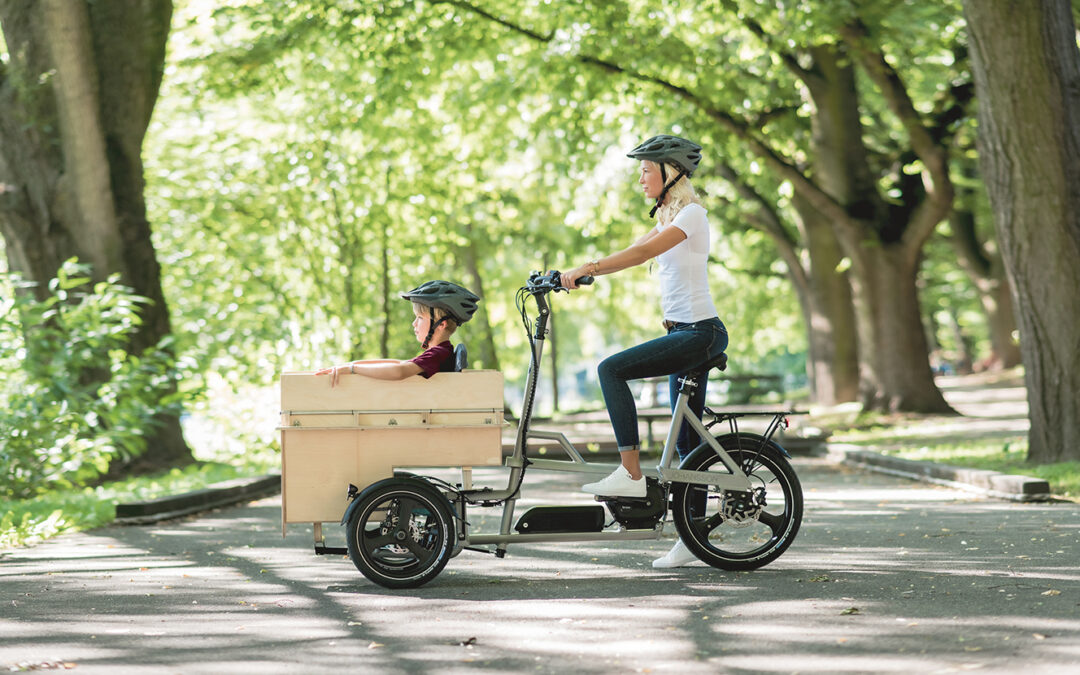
[671,435,802,570]
[345,478,455,589]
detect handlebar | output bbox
[524,270,594,294]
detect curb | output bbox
[114,474,281,525]
[819,443,1052,502]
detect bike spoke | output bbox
[361,532,398,549]
[698,513,724,533]
[757,510,785,536]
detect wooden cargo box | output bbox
[279,370,505,527]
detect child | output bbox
[316,280,479,386]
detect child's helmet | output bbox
[401,280,480,325]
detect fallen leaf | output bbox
[1032,633,1048,640]
[368,642,384,649]
[1041,590,1061,596]
[458,637,478,647]
[840,607,860,615]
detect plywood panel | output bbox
[281,427,502,523]
[281,429,358,524]
[281,370,503,412]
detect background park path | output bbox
[3,448,1078,674]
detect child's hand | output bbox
[315,364,349,387]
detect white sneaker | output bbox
[582,467,647,498]
[652,539,698,568]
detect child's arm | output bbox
[315,360,422,386]
[350,361,423,380]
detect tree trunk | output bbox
[459,230,500,372]
[791,196,859,405]
[0,0,192,469]
[718,160,859,406]
[964,0,1080,463]
[948,199,1021,369]
[983,277,1021,369]
[796,42,954,413]
[843,235,954,412]
[795,45,875,406]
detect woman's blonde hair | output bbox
[653,161,701,225]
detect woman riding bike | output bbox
[561,134,728,568]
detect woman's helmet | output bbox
[402,279,479,322]
[627,134,703,218]
[626,134,702,177]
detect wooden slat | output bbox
[280,370,503,412]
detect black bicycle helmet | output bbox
[401,280,479,347]
[627,134,703,218]
[626,134,702,177]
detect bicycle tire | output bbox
[671,434,802,570]
[345,477,456,589]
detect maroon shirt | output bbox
[410,341,453,378]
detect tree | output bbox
[947,164,1021,370]
[423,0,968,411]
[963,0,1080,463]
[0,0,192,469]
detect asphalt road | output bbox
[2,457,1078,675]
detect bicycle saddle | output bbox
[686,352,728,379]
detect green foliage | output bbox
[0,260,183,499]
[146,0,818,408]
[0,462,260,549]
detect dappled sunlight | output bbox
[4,456,1078,673]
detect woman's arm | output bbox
[562,225,687,288]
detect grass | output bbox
[822,416,1080,501]
[881,439,1079,500]
[1,458,277,550]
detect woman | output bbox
[561,134,728,568]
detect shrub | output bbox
[0,259,182,499]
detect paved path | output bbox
[3,457,1078,674]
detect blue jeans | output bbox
[597,318,729,459]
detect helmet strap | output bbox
[649,170,686,219]
[423,309,451,349]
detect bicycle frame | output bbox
[457,273,755,552]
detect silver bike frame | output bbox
[461,281,751,551]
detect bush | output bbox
[0,259,182,499]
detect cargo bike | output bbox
[279,271,803,588]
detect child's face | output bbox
[412,307,431,344]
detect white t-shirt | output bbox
[656,203,718,323]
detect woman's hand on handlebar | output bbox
[560,265,592,290]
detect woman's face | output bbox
[638,161,665,200]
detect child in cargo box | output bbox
[316,280,479,386]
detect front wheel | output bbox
[671,435,802,571]
[345,477,456,589]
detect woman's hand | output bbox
[561,265,592,289]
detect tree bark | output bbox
[964,0,1080,463]
[948,196,1021,369]
[718,161,859,406]
[0,0,192,469]
[459,228,500,372]
[841,233,951,411]
[793,198,860,405]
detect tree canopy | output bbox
[3,0,1074,480]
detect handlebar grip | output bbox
[577,276,595,286]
